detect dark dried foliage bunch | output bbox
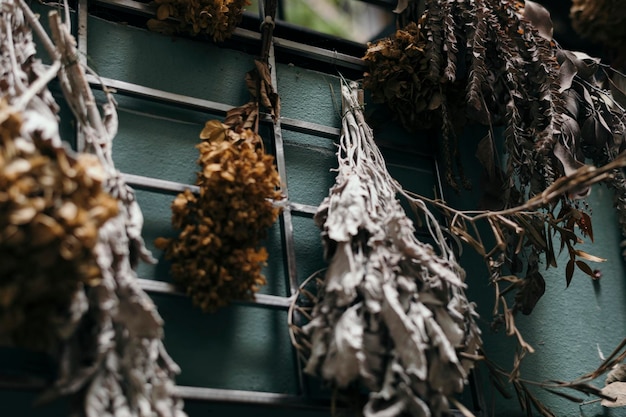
[364,0,563,195]
[0,103,118,350]
[147,0,249,41]
[363,0,626,315]
[156,110,282,312]
[363,0,626,413]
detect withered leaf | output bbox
[199,120,227,142]
[575,260,595,278]
[515,271,546,315]
[601,382,626,407]
[573,249,606,263]
[565,259,575,287]
[522,1,553,41]
[609,72,626,110]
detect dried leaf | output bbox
[199,120,227,142]
[601,382,626,407]
[573,249,607,263]
[609,72,626,110]
[522,1,553,40]
[565,259,575,287]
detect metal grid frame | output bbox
[4,1,484,414]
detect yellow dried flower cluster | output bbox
[0,105,118,350]
[148,0,249,42]
[156,120,282,312]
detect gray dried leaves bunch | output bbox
[1,2,186,416]
[302,83,481,417]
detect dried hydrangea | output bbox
[0,102,118,351]
[147,0,249,41]
[156,119,282,312]
[301,82,481,417]
[570,0,626,50]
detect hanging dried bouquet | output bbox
[292,81,482,417]
[147,0,249,41]
[155,108,282,311]
[363,0,626,322]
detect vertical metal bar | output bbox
[76,0,89,152]
[266,35,298,298]
[263,5,304,396]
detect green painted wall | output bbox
[2,5,626,417]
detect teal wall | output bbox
[2,5,626,417]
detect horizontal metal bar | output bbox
[138,279,293,310]
[272,36,364,71]
[91,0,366,70]
[289,202,318,217]
[123,173,199,194]
[175,386,337,410]
[279,117,339,139]
[87,75,231,116]
[87,75,341,139]
[122,172,303,211]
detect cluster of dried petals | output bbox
[571,0,626,48]
[148,0,249,42]
[0,103,118,350]
[364,21,443,131]
[156,120,282,312]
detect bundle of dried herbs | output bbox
[300,81,481,417]
[363,0,626,326]
[147,0,249,41]
[1,1,187,415]
[155,111,282,312]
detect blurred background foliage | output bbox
[247,0,392,43]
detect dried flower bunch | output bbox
[0,102,117,350]
[147,0,249,41]
[1,1,187,415]
[364,0,562,194]
[0,0,118,351]
[299,82,481,417]
[570,0,626,53]
[156,109,282,312]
